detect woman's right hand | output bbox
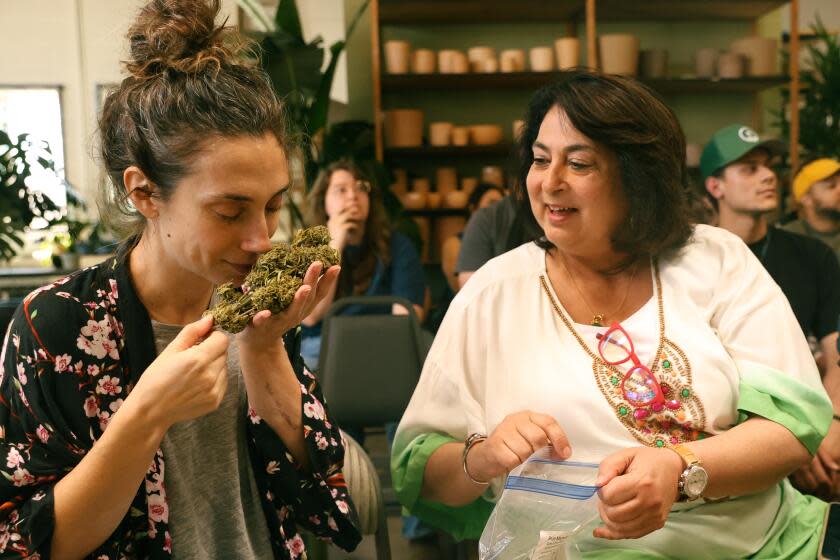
[467,411,570,482]
[327,206,360,251]
[129,315,229,429]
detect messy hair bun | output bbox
[127,0,245,78]
[98,0,287,240]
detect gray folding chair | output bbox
[318,296,430,429]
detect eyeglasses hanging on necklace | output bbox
[596,322,681,419]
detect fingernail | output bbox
[595,476,605,486]
[561,446,571,459]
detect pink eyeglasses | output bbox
[596,323,680,419]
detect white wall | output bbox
[0,0,241,214]
[782,0,840,32]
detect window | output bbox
[0,86,66,207]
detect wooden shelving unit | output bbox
[379,0,582,24]
[385,144,512,159]
[372,0,801,164]
[382,73,789,94]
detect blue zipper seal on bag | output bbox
[526,459,600,469]
[504,476,598,500]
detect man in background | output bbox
[784,158,840,263]
[702,124,840,500]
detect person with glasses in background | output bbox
[302,160,426,371]
[391,71,833,558]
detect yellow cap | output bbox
[793,158,840,202]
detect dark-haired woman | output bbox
[301,160,425,370]
[392,70,832,558]
[0,1,361,558]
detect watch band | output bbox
[669,443,700,468]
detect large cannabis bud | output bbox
[210,225,340,333]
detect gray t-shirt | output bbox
[152,321,273,560]
[455,195,542,273]
[782,219,840,265]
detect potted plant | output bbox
[235,0,370,228]
[0,129,68,262]
[776,17,840,161]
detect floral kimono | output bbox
[0,250,361,558]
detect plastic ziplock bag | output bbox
[479,448,600,560]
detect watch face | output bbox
[684,466,709,498]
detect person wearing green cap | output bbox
[783,158,840,264]
[702,125,840,502]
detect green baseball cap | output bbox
[700,124,786,179]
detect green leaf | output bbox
[275,0,303,42]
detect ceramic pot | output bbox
[479,58,499,73]
[554,37,580,69]
[426,192,442,209]
[450,51,469,74]
[451,127,470,146]
[411,177,430,194]
[599,34,640,76]
[717,52,744,78]
[438,50,458,73]
[694,48,718,78]
[436,167,459,195]
[469,124,503,145]
[731,37,778,76]
[384,40,411,74]
[500,49,526,72]
[429,122,453,146]
[434,216,467,260]
[639,48,668,78]
[529,46,555,72]
[468,46,497,72]
[401,192,426,209]
[384,109,423,147]
[411,48,436,74]
[444,191,469,208]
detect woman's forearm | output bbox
[686,416,811,498]
[52,398,169,559]
[421,442,487,507]
[240,347,310,470]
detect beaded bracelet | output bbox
[462,433,489,485]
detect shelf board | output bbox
[404,208,469,217]
[595,0,788,21]
[379,0,787,24]
[383,73,789,93]
[379,0,582,24]
[643,76,789,93]
[385,145,513,158]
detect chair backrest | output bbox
[341,430,391,560]
[319,296,428,428]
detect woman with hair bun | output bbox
[0,0,361,558]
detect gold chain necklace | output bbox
[539,258,665,373]
[557,252,640,327]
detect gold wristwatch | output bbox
[669,444,708,502]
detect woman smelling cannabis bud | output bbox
[0,0,361,557]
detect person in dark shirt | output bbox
[702,123,840,500]
[454,194,543,288]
